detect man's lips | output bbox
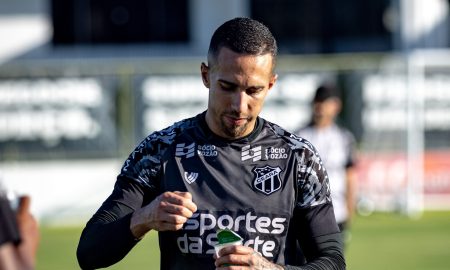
[224,115,247,126]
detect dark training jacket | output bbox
[77,112,345,270]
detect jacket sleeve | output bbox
[76,177,157,269]
[0,196,21,246]
[284,204,346,270]
[284,143,346,270]
[77,134,163,269]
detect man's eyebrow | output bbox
[218,79,265,89]
[218,79,237,87]
[218,79,235,84]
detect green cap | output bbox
[216,229,243,245]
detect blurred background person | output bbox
[295,83,357,246]
[0,186,39,270]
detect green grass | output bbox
[36,211,450,270]
[36,227,160,270]
[346,211,450,270]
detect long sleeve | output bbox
[284,139,346,270]
[77,118,192,269]
[284,204,346,270]
[0,197,21,246]
[76,177,156,269]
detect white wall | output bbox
[0,160,122,226]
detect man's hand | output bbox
[0,195,39,270]
[130,191,197,238]
[16,196,39,270]
[214,245,283,270]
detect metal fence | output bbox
[0,51,449,223]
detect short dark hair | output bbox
[208,17,278,67]
[313,84,341,102]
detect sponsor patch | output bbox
[197,144,218,157]
[265,147,288,160]
[175,142,195,158]
[178,209,288,258]
[242,145,262,162]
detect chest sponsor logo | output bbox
[175,142,195,158]
[197,144,218,157]
[177,210,288,258]
[241,145,262,162]
[253,166,283,195]
[184,171,199,184]
[265,147,288,160]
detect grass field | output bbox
[36,211,450,270]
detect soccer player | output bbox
[296,84,357,245]
[77,17,345,270]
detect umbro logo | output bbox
[184,171,198,184]
[176,142,195,158]
[241,145,262,162]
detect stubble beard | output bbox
[220,113,251,139]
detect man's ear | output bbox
[268,73,278,90]
[333,98,342,114]
[201,63,210,88]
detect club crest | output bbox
[253,166,283,195]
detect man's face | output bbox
[201,47,277,139]
[312,98,341,126]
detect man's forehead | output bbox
[209,47,274,71]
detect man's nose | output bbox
[230,91,247,112]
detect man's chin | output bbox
[223,125,248,139]
[219,117,251,138]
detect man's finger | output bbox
[182,200,197,213]
[218,245,253,257]
[165,192,197,213]
[157,221,185,232]
[173,191,192,200]
[160,213,188,225]
[17,195,31,215]
[163,203,195,218]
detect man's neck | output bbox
[314,119,334,129]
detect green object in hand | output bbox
[216,229,243,245]
[215,229,244,266]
